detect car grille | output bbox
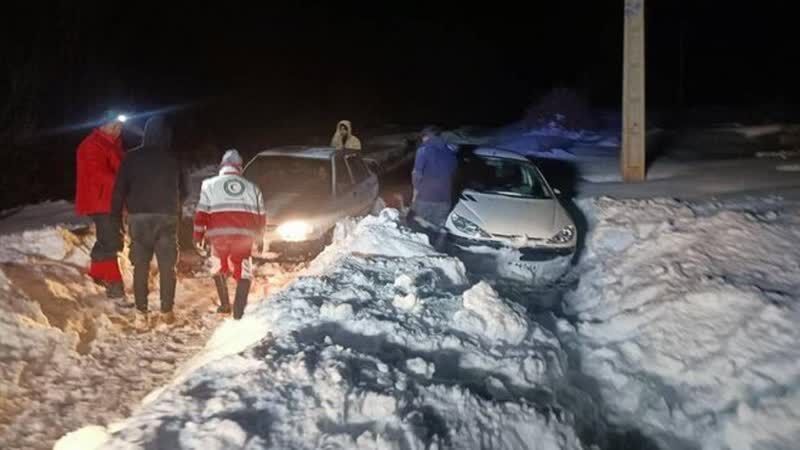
[491,233,545,242]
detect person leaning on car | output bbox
[330,120,362,150]
[411,126,459,229]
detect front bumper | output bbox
[447,233,574,261]
[255,225,331,261]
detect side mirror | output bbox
[553,188,562,196]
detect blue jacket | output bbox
[412,137,458,203]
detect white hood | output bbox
[451,190,572,239]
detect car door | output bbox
[333,154,360,217]
[345,154,379,215]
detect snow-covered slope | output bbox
[63,210,586,450]
[560,196,800,450]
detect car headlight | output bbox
[548,225,575,244]
[451,213,491,238]
[277,220,313,242]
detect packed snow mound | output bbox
[454,282,528,345]
[0,200,89,235]
[561,196,800,450]
[0,216,268,450]
[307,209,452,277]
[85,209,585,450]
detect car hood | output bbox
[452,190,572,239]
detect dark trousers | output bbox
[89,214,123,283]
[128,214,178,313]
[90,214,122,261]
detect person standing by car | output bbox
[75,110,126,299]
[111,115,186,327]
[193,149,266,320]
[330,120,362,150]
[411,126,459,232]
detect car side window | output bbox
[335,155,352,194]
[346,155,370,184]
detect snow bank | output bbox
[0,219,238,450]
[83,209,585,450]
[0,200,89,236]
[481,121,620,161]
[561,196,800,450]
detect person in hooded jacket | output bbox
[330,120,362,150]
[111,115,187,326]
[75,110,126,299]
[411,126,458,228]
[193,149,266,320]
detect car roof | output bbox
[464,146,531,162]
[254,146,359,160]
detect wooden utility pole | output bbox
[622,0,646,182]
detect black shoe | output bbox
[106,282,125,299]
[213,274,230,312]
[233,279,252,320]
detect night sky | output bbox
[1,1,797,208]
[5,1,798,130]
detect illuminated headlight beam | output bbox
[276,221,313,242]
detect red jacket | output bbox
[75,129,124,215]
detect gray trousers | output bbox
[128,214,178,313]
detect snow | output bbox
[4,120,800,450]
[53,426,111,450]
[776,163,800,172]
[477,121,621,160]
[70,209,586,450]
[0,195,301,449]
[559,196,800,450]
[0,200,89,236]
[453,282,528,345]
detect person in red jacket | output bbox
[75,111,126,299]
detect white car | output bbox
[243,146,379,258]
[444,147,577,260]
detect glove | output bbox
[194,239,209,257]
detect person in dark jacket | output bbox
[111,115,186,326]
[411,126,458,228]
[75,110,126,299]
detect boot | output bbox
[161,310,176,325]
[213,274,231,314]
[132,310,149,330]
[233,279,252,320]
[106,281,125,299]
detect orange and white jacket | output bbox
[193,166,266,242]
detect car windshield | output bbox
[244,156,331,196]
[460,156,551,199]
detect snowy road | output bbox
[0,222,305,450]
